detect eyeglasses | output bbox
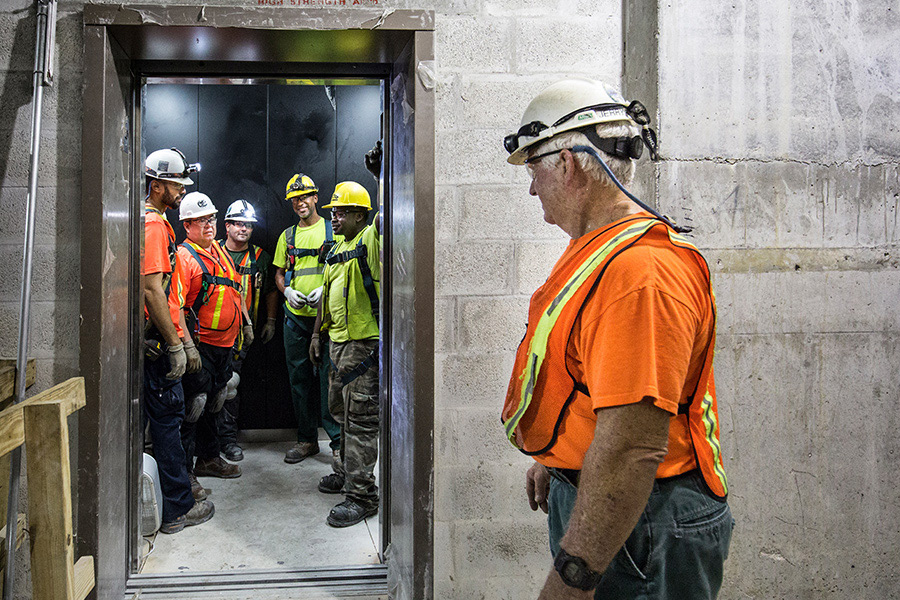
[524,147,591,178]
[188,216,217,226]
[165,182,185,193]
[227,221,253,229]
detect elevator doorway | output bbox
[139,78,385,574]
[80,8,435,598]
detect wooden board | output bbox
[0,359,36,411]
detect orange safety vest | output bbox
[501,216,728,499]
[180,240,243,346]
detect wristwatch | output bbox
[553,548,603,591]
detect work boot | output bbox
[194,456,242,479]
[188,472,208,501]
[222,443,244,462]
[332,448,343,473]
[318,472,345,494]
[159,499,215,534]
[326,498,377,528]
[284,442,319,464]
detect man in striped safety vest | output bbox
[177,192,251,496]
[216,199,279,462]
[274,174,343,466]
[142,148,214,534]
[501,78,733,599]
[309,180,381,528]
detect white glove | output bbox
[306,286,323,306]
[261,317,276,344]
[284,287,307,310]
[183,338,202,374]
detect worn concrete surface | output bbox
[141,441,380,574]
[0,0,898,598]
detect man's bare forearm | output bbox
[560,398,670,572]
[144,273,180,347]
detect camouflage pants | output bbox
[328,338,379,507]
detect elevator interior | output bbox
[139,78,384,573]
[80,7,435,598]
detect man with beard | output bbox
[216,199,278,461]
[143,148,214,533]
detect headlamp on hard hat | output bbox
[286,173,318,200]
[146,147,200,180]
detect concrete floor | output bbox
[141,440,382,573]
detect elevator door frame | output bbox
[80,7,434,599]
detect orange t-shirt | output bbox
[143,208,184,337]
[177,241,242,348]
[537,215,715,478]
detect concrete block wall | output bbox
[658,2,900,598]
[432,0,621,596]
[0,0,82,394]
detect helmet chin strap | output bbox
[569,145,692,234]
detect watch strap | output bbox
[553,548,603,591]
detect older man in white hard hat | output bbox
[501,79,733,599]
[177,192,251,492]
[143,148,214,533]
[215,199,278,462]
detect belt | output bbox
[548,467,580,488]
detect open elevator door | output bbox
[80,8,434,600]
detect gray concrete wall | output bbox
[0,0,897,598]
[657,2,900,599]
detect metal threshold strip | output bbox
[125,564,388,599]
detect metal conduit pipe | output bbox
[2,1,56,598]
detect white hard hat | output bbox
[179,192,217,221]
[145,148,200,186]
[225,199,258,223]
[504,78,655,165]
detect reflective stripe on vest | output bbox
[226,244,264,324]
[502,217,728,499]
[324,242,379,325]
[285,219,333,288]
[182,241,243,333]
[504,218,659,443]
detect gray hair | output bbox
[533,121,641,188]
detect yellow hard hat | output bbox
[321,181,372,210]
[285,173,318,200]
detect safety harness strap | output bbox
[329,347,378,388]
[285,220,333,288]
[325,242,379,325]
[182,243,243,316]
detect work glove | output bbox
[261,317,277,344]
[242,323,255,347]
[166,342,187,380]
[306,286,323,307]
[284,287,307,310]
[365,140,382,179]
[183,338,202,374]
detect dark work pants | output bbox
[143,351,194,522]
[548,469,734,600]
[284,315,340,449]
[181,342,232,470]
[217,351,242,448]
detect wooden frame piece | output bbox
[0,377,95,600]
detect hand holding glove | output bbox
[166,342,187,380]
[306,286,323,307]
[183,338,202,374]
[242,323,255,347]
[284,287,307,310]
[261,317,277,344]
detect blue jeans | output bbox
[143,352,194,522]
[548,470,734,600]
